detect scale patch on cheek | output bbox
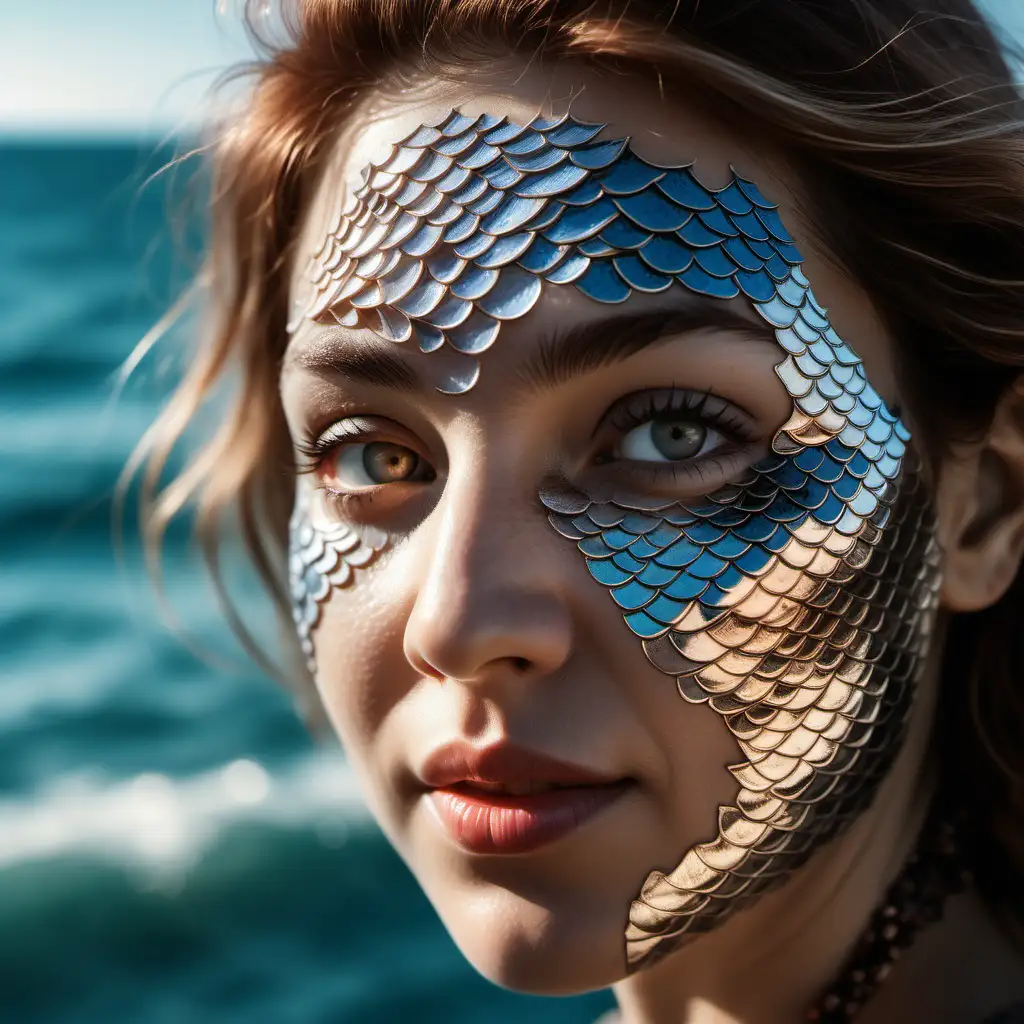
[286,109,943,969]
[541,429,937,969]
[288,488,388,675]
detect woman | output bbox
[133,1,1024,1020]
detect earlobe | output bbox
[939,378,1024,613]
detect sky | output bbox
[0,0,255,136]
[3,0,1024,137]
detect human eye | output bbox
[296,416,436,500]
[595,388,762,489]
[616,413,721,464]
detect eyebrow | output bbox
[287,297,775,396]
[518,301,774,394]
[287,333,420,392]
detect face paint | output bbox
[288,110,941,968]
[541,443,936,969]
[288,487,388,674]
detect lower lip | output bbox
[428,781,633,855]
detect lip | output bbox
[418,741,633,855]
[428,782,633,855]
[417,740,623,790]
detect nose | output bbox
[402,468,574,689]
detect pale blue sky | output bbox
[3,0,1023,136]
[0,0,254,135]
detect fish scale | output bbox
[290,111,865,407]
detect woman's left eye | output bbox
[614,417,721,463]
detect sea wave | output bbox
[0,752,370,879]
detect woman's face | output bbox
[279,64,940,992]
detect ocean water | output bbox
[0,141,616,1024]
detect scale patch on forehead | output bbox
[290,109,801,394]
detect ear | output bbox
[938,377,1024,612]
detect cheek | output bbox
[313,589,401,736]
[309,580,413,826]
[636,678,741,842]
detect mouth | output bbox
[428,779,635,855]
[451,779,592,795]
[417,740,635,855]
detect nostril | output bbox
[511,656,531,673]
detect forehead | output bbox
[293,67,767,288]
[285,64,898,401]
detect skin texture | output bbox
[279,62,1024,1024]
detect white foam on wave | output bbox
[0,752,373,883]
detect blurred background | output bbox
[1,2,1022,1022]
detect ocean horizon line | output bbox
[0,127,206,148]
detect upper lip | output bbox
[417,740,624,790]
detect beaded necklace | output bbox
[806,808,970,1022]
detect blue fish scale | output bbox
[290,110,942,970]
[292,111,862,406]
[286,491,388,673]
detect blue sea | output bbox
[0,140,616,1024]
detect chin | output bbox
[430,883,630,995]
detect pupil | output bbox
[363,442,417,482]
[651,419,705,460]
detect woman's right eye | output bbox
[323,440,435,493]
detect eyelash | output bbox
[596,387,759,485]
[294,417,437,521]
[295,388,758,512]
[602,388,755,445]
[294,419,373,471]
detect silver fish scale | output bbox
[539,451,937,969]
[288,109,942,969]
[287,490,388,675]
[290,111,808,394]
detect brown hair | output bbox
[129,0,1024,931]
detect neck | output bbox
[609,886,1023,1024]
[608,637,1024,1024]
[856,889,1024,1024]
